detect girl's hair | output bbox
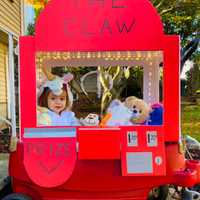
[38,84,70,109]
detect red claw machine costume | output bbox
[5,0,200,200]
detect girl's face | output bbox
[47,90,67,114]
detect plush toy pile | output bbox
[37,90,163,127]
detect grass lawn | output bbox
[181,102,200,141]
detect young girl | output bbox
[37,73,80,126]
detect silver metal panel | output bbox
[147,131,158,147]
[24,128,76,138]
[8,34,17,137]
[127,152,153,173]
[127,131,138,147]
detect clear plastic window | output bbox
[36,51,163,126]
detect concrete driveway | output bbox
[0,153,9,190]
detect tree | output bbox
[25,0,48,35]
[150,0,200,69]
[185,57,200,99]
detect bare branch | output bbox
[159,7,174,16]
[155,0,165,9]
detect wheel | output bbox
[0,177,12,199]
[181,187,200,200]
[148,185,169,200]
[1,193,32,200]
[192,184,200,193]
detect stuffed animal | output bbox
[80,113,99,126]
[124,96,152,124]
[103,96,151,126]
[148,103,163,125]
[37,106,51,126]
[105,99,133,126]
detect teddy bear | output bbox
[124,96,152,124]
[101,96,151,126]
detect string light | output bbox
[80,52,85,58]
[62,53,69,60]
[92,52,96,58]
[117,51,121,58]
[87,52,91,58]
[127,51,131,58]
[56,52,60,59]
[137,52,142,58]
[147,52,151,59]
[35,51,162,65]
[148,82,152,86]
[73,52,77,59]
[97,52,101,58]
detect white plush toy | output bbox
[106,99,133,126]
[80,113,99,126]
[104,96,151,126]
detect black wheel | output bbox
[0,177,12,199]
[1,193,32,200]
[148,185,169,200]
[192,184,200,193]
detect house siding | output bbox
[0,0,22,131]
[0,0,21,36]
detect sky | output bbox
[24,4,35,33]
[181,60,193,80]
